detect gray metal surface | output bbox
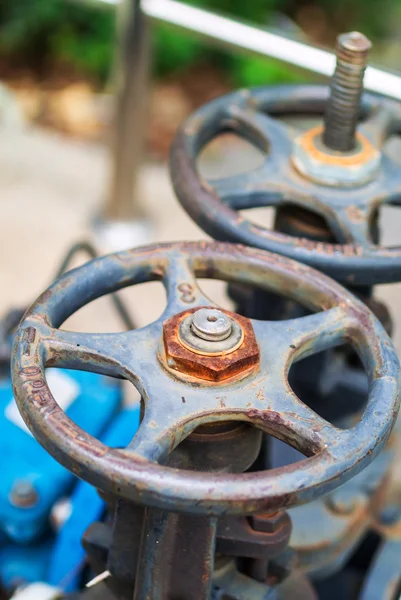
[171,85,401,285]
[11,241,400,516]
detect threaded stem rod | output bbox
[323,31,371,152]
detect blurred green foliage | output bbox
[312,0,394,40]
[148,0,304,85]
[0,0,394,86]
[0,0,114,81]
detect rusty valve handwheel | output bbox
[11,242,400,515]
[170,85,401,285]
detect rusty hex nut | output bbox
[292,125,381,187]
[162,307,260,382]
[249,510,290,534]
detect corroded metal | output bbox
[11,242,400,516]
[170,85,401,285]
[217,511,291,559]
[162,306,258,382]
[293,125,380,187]
[250,510,289,534]
[132,419,262,600]
[84,421,263,599]
[323,32,372,152]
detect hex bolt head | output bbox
[249,510,289,534]
[10,480,39,509]
[162,307,259,382]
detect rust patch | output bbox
[247,408,320,456]
[22,327,36,356]
[346,205,366,223]
[293,235,363,256]
[162,307,260,383]
[21,366,41,377]
[36,290,53,304]
[295,125,379,168]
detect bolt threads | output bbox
[323,32,372,152]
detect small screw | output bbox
[191,308,233,342]
[10,481,39,509]
[323,31,372,152]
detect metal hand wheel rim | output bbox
[11,242,400,515]
[170,84,401,285]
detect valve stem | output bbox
[323,31,372,152]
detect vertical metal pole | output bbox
[104,0,150,222]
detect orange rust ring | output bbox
[161,306,260,382]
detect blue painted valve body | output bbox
[0,369,139,592]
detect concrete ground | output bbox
[1,121,401,493]
[0,126,227,331]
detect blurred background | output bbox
[2,0,401,155]
[0,0,400,346]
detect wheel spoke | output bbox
[323,203,374,246]
[162,253,214,318]
[126,362,268,462]
[375,157,401,206]
[267,384,340,455]
[126,411,178,463]
[209,106,293,210]
[248,309,357,454]
[40,323,148,380]
[263,307,358,364]
[359,106,394,149]
[224,104,295,150]
[126,395,209,463]
[126,369,223,462]
[211,166,286,210]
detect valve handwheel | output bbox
[170,85,401,285]
[11,242,400,515]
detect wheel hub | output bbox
[162,305,258,381]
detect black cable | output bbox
[53,241,136,331]
[0,241,136,368]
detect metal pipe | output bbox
[104,0,150,222]
[86,0,401,101]
[142,0,401,101]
